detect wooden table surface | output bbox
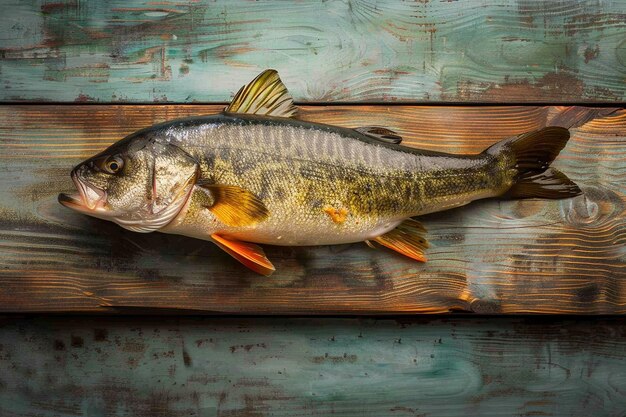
[1,316,625,416]
[1,1,626,415]
[1,0,625,103]
[1,104,625,314]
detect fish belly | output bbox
[220,217,406,246]
[163,183,408,246]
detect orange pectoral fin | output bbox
[372,219,429,262]
[211,234,275,276]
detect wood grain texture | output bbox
[0,316,625,416]
[1,0,625,103]
[0,104,625,314]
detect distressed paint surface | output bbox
[0,317,625,416]
[0,0,625,103]
[0,104,625,314]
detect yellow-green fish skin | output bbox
[160,113,513,246]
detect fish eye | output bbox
[103,155,124,174]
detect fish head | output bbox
[59,132,198,232]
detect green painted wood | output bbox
[0,316,624,416]
[0,0,625,103]
[1,104,625,314]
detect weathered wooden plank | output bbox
[1,0,625,103]
[0,105,625,314]
[0,316,625,416]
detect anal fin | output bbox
[211,234,275,276]
[371,219,429,262]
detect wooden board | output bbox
[1,0,625,103]
[1,104,625,314]
[0,316,625,416]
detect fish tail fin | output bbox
[485,126,582,199]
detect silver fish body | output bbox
[154,113,504,246]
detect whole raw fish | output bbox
[59,70,581,275]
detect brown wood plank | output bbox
[0,104,625,314]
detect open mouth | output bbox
[58,192,84,209]
[58,171,107,212]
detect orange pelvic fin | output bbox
[211,234,275,276]
[372,218,429,262]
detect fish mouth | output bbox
[58,171,107,213]
[58,192,84,209]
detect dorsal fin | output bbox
[225,69,297,118]
[355,126,403,144]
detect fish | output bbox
[59,69,581,276]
